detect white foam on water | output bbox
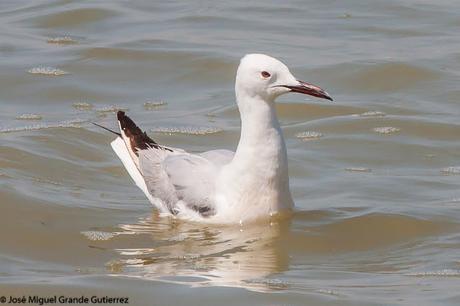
[31,177,62,186]
[173,254,201,261]
[47,36,78,44]
[244,278,290,289]
[81,231,116,241]
[345,167,372,173]
[72,102,93,110]
[144,101,167,110]
[441,167,460,175]
[28,67,68,76]
[356,111,386,117]
[0,119,86,134]
[316,289,343,296]
[373,126,400,134]
[406,269,460,277]
[151,126,223,135]
[15,114,42,120]
[114,248,155,256]
[95,105,128,113]
[295,131,323,141]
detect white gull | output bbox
[102,54,332,224]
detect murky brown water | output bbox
[1,1,460,305]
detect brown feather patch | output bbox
[117,111,172,155]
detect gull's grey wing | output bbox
[199,149,234,166]
[138,148,179,214]
[139,149,223,217]
[113,110,225,218]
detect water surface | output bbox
[1,1,460,305]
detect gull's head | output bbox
[235,53,332,102]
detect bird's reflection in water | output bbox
[105,212,291,290]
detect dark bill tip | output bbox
[284,80,333,101]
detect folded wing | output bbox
[114,111,234,219]
[139,150,221,217]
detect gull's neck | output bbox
[235,93,284,156]
[215,87,294,220]
[230,90,293,206]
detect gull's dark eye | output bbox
[261,71,271,78]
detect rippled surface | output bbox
[1,1,460,305]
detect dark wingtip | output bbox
[117,110,125,121]
[116,111,170,154]
[117,111,144,137]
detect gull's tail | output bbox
[92,112,158,198]
[91,122,120,136]
[111,111,154,198]
[94,111,175,206]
